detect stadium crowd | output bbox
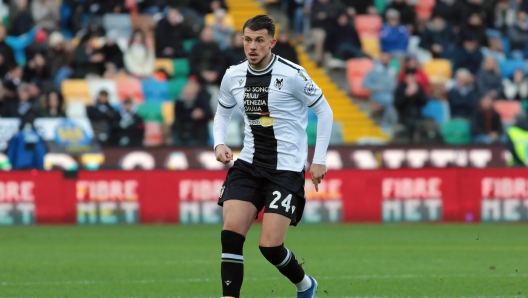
[1,0,528,148]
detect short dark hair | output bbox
[243,15,275,37]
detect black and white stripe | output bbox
[221,253,244,264]
[275,249,292,269]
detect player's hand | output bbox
[215,144,233,164]
[310,163,327,192]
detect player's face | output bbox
[243,28,276,68]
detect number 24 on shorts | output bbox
[269,191,296,214]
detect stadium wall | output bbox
[1,169,527,225]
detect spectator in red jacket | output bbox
[397,55,431,94]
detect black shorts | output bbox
[218,159,306,226]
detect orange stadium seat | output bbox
[416,0,436,19]
[61,79,92,105]
[355,15,383,37]
[494,100,522,123]
[116,78,144,103]
[346,58,375,99]
[423,59,452,83]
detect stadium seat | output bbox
[389,58,401,73]
[103,14,132,38]
[494,100,522,123]
[306,122,317,146]
[421,99,449,125]
[423,59,452,82]
[440,119,471,144]
[183,39,196,53]
[137,102,163,122]
[499,59,526,78]
[415,0,435,19]
[355,15,382,37]
[87,79,119,105]
[161,101,175,124]
[143,122,163,146]
[330,122,344,145]
[360,36,381,59]
[502,37,510,56]
[407,36,433,64]
[154,59,174,76]
[173,58,190,78]
[141,78,171,102]
[346,58,375,98]
[61,79,92,105]
[168,77,188,100]
[65,102,87,118]
[116,78,144,103]
[374,0,386,13]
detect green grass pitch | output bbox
[0,224,527,297]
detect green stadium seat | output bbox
[306,122,317,146]
[173,58,190,78]
[375,0,386,14]
[440,119,471,144]
[389,59,401,73]
[168,77,188,100]
[183,39,196,53]
[137,102,163,123]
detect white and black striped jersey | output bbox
[215,54,328,172]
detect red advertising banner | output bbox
[1,169,527,225]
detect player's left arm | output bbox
[294,70,334,191]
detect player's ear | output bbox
[270,37,277,49]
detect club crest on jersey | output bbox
[274,78,283,90]
[304,81,316,96]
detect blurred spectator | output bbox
[190,0,228,15]
[7,120,46,170]
[494,0,516,34]
[453,37,483,75]
[189,27,224,85]
[503,68,528,100]
[8,0,35,37]
[39,90,65,117]
[23,51,49,86]
[472,95,506,144]
[211,9,234,50]
[363,52,397,132]
[0,26,17,72]
[4,66,24,90]
[397,55,431,94]
[0,82,7,117]
[155,7,194,58]
[324,13,363,61]
[1,25,39,66]
[482,35,507,62]
[282,0,307,39]
[101,30,124,70]
[508,11,528,59]
[384,0,416,33]
[419,16,457,59]
[172,80,213,146]
[205,2,235,30]
[394,72,428,143]
[310,0,343,65]
[380,9,409,58]
[461,13,488,47]
[115,98,145,147]
[224,31,245,67]
[476,56,504,98]
[273,31,299,64]
[448,68,479,118]
[341,0,376,16]
[87,90,118,145]
[31,0,60,32]
[72,33,104,78]
[88,0,128,14]
[124,30,155,78]
[432,0,463,28]
[46,31,73,89]
[4,83,39,122]
[136,0,163,14]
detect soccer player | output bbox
[214,15,333,298]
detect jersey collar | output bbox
[247,54,277,75]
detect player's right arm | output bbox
[213,73,237,164]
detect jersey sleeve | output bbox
[218,72,237,109]
[293,69,324,108]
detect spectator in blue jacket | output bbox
[380,9,409,59]
[448,68,479,119]
[7,120,47,170]
[363,52,397,132]
[453,37,483,75]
